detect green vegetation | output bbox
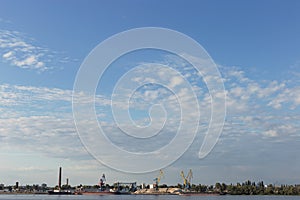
[188,180,300,195]
[148,180,300,195]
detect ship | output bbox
[79,189,116,195]
[112,182,136,195]
[79,174,116,195]
[48,167,74,195]
[48,189,73,195]
[79,174,135,195]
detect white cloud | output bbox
[268,86,300,110]
[0,29,73,71]
[107,57,300,143]
[169,76,183,88]
[0,84,73,109]
[225,67,250,83]
[263,129,278,137]
[2,51,13,59]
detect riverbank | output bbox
[134,188,221,196]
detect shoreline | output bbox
[1,193,300,196]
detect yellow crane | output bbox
[180,169,193,189]
[153,170,164,190]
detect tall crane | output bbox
[153,170,164,190]
[180,169,193,189]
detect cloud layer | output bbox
[0,29,73,71]
[0,53,299,184]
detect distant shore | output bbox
[1,180,300,196]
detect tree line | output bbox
[187,180,300,195]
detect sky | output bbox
[0,0,300,187]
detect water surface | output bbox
[0,195,300,200]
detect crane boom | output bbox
[153,170,164,190]
[180,171,187,187]
[180,169,193,189]
[157,169,164,184]
[187,169,193,186]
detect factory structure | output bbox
[0,167,204,195]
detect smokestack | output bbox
[58,167,62,189]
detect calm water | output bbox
[0,195,300,200]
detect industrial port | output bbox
[2,167,300,196]
[0,167,220,196]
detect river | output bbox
[0,195,300,200]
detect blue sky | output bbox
[0,0,300,186]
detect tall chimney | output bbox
[58,167,62,189]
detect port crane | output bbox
[180,169,193,190]
[153,170,164,190]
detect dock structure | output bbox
[114,182,137,194]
